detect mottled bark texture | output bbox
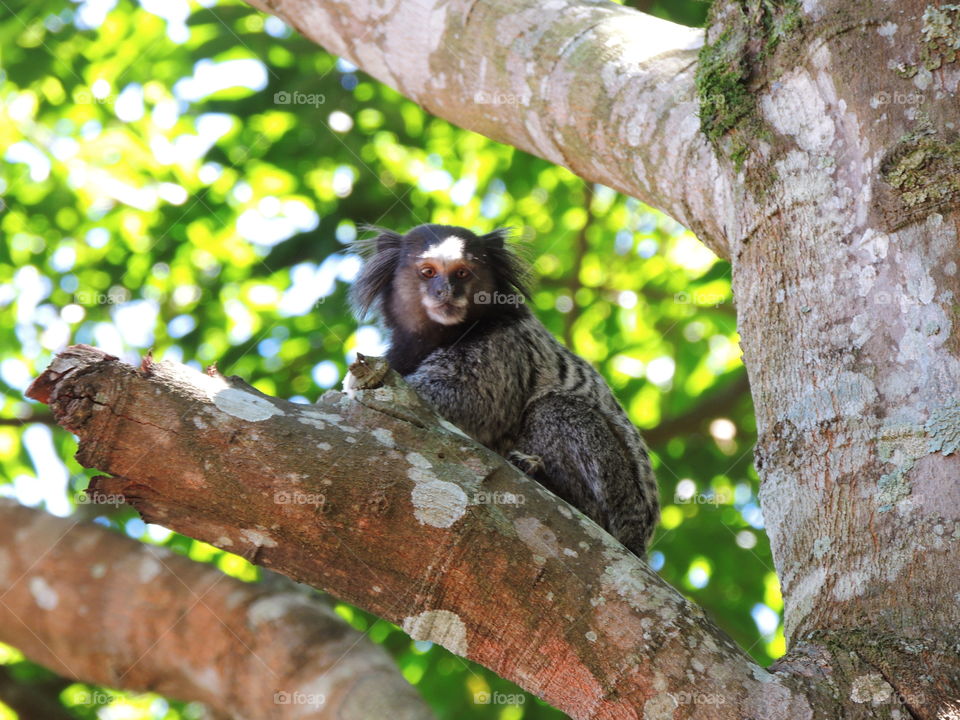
[245,0,734,258]
[238,0,960,717]
[709,2,960,718]
[25,345,852,720]
[0,500,432,720]
[22,0,960,717]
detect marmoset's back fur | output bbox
[352,223,659,555]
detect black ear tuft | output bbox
[354,224,404,256]
[349,225,405,319]
[479,227,510,249]
[482,228,532,299]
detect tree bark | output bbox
[16,0,960,717]
[0,500,433,720]
[245,0,734,257]
[232,0,960,717]
[24,344,943,719]
[709,2,960,716]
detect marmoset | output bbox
[351,223,659,555]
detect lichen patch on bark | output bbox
[410,480,468,528]
[402,609,468,656]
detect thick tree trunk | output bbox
[0,500,433,720]
[715,1,960,715]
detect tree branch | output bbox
[0,665,73,720]
[243,0,733,258]
[0,411,57,427]
[21,344,856,719]
[563,183,593,348]
[0,500,433,720]
[643,372,750,447]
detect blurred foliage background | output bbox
[0,0,780,717]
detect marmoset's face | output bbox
[413,235,487,326]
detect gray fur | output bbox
[352,224,659,556]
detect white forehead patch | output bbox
[419,235,467,262]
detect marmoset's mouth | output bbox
[425,297,466,310]
[425,300,467,325]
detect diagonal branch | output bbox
[0,500,433,720]
[244,0,733,258]
[22,344,848,719]
[0,411,57,427]
[0,665,74,720]
[643,372,750,446]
